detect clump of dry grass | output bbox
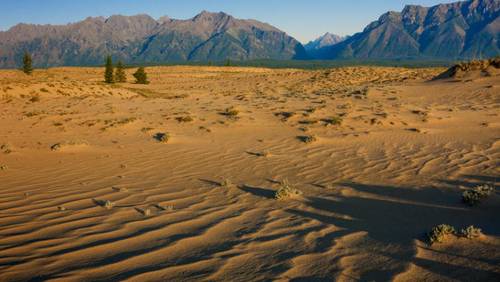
[275,111,296,121]
[29,94,40,103]
[275,179,302,200]
[1,143,12,154]
[462,184,494,206]
[322,116,343,126]
[220,178,235,189]
[112,186,128,192]
[220,107,239,118]
[0,164,8,170]
[176,116,194,123]
[155,203,174,211]
[136,207,151,216]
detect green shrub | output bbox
[460,225,482,239]
[428,224,456,244]
[462,184,494,206]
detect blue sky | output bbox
[0,0,458,42]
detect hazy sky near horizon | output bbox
[0,0,458,42]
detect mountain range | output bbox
[0,11,307,67]
[0,0,498,67]
[316,0,499,60]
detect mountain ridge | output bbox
[316,0,499,60]
[0,11,307,67]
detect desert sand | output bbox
[0,65,499,281]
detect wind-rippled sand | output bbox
[0,66,499,281]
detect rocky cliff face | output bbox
[0,11,307,67]
[318,0,499,60]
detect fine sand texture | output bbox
[0,65,499,281]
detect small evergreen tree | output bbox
[133,67,149,84]
[22,52,33,75]
[104,55,114,83]
[114,61,127,83]
[225,59,231,66]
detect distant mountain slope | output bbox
[0,11,307,67]
[318,0,500,60]
[304,33,347,51]
[304,33,347,59]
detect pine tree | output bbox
[133,67,149,84]
[114,61,127,83]
[22,52,33,75]
[104,56,114,84]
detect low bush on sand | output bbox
[275,179,302,200]
[154,132,170,143]
[220,107,239,118]
[297,135,317,144]
[428,224,456,244]
[428,224,483,244]
[462,184,494,206]
[460,225,482,239]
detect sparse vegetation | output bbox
[220,107,239,118]
[275,179,302,200]
[460,225,482,239]
[104,200,114,209]
[428,224,484,244]
[297,135,317,144]
[220,178,235,189]
[428,224,456,245]
[154,132,170,143]
[29,94,40,103]
[176,116,194,123]
[322,116,343,126]
[155,204,174,211]
[275,111,296,121]
[462,184,494,206]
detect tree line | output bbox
[21,52,149,84]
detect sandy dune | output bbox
[0,65,499,281]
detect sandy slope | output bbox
[0,66,499,281]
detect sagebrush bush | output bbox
[460,225,482,239]
[428,224,456,244]
[275,179,302,200]
[462,184,494,206]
